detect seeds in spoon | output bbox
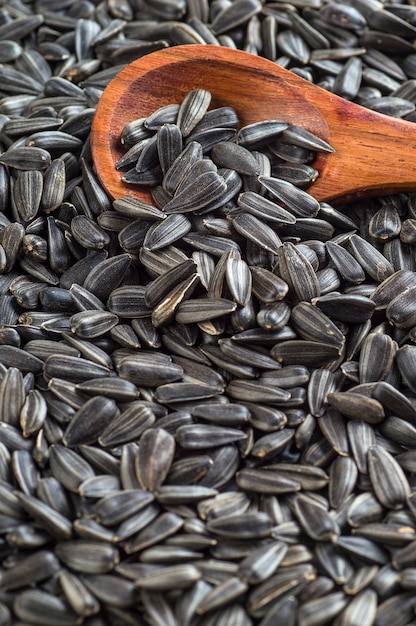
[118,89,334,216]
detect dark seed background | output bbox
[0,0,416,625]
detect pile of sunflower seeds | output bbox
[2,0,416,625]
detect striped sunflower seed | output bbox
[232,212,282,255]
[59,570,100,618]
[177,89,211,137]
[259,176,320,217]
[368,444,411,510]
[238,190,296,224]
[55,540,119,574]
[348,234,394,282]
[135,427,175,491]
[62,396,119,447]
[94,490,155,527]
[13,589,79,626]
[69,310,119,338]
[277,242,320,302]
[0,549,61,591]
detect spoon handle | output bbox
[290,80,416,203]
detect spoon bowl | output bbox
[91,45,416,204]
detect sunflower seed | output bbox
[135,428,175,491]
[368,445,411,510]
[55,540,119,574]
[232,212,282,255]
[143,213,192,250]
[13,589,79,626]
[59,570,100,618]
[117,355,183,387]
[349,234,394,282]
[49,444,95,493]
[17,492,72,540]
[62,396,119,447]
[247,564,316,617]
[277,242,320,302]
[163,171,227,214]
[0,550,61,591]
[297,591,349,626]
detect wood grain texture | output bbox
[90,44,416,204]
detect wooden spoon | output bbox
[91,44,416,205]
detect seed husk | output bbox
[236,468,301,494]
[271,340,340,367]
[49,444,95,493]
[0,549,61,591]
[282,125,335,153]
[267,463,329,491]
[291,301,345,349]
[98,403,155,447]
[59,570,101,617]
[293,493,340,541]
[250,267,289,303]
[163,171,227,214]
[62,396,119,447]
[386,284,416,328]
[211,141,260,174]
[195,576,249,614]
[237,120,289,148]
[237,190,296,224]
[176,424,247,448]
[232,212,282,255]
[239,541,288,585]
[17,492,72,540]
[226,252,252,306]
[0,146,51,170]
[349,234,395,282]
[177,89,211,137]
[297,591,349,626]
[327,391,385,424]
[277,242,321,302]
[55,540,119,574]
[143,213,192,250]
[124,511,183,554]
[312,293,376,323]
[368,444,411,510]
[13,589,79,626]
[247,564,316,617]
[83,253,131,301]
[329,455,358,509]
[259,176,320,217]
[396,345,416,393]
[94,489,155,526]
[117,355,183,387]
[135,428,175,491]
[175,298,237,323]
[69,310,119,339]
